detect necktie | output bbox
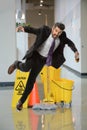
[46,40,55,66]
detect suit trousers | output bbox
[16,51,46,104]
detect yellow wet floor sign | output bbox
[12,69,29,108]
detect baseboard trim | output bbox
[63,65,87,77]
[0,82,14,87]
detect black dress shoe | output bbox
[16,101,23,111]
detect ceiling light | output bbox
[40,3,43,7]
[38,11,42,16]
[40,0,43,3]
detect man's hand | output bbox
[16,26,24,32]
[75,51,79,62]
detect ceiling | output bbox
[26,0,54,5]
[25,0,54,10]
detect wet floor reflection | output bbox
[12,107,75,130]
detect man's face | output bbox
[52,26,63,39]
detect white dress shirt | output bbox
[37,34,60,57]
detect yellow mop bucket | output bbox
[51,78,74,104]
[40,66,61,83]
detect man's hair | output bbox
[54,22,65,30]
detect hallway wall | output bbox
[54,0,83,73]
[0,0,16,82]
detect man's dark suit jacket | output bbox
[23,25,78,69]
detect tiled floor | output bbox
[0,67,87,130]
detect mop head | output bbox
[32,103,57,110]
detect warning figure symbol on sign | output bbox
[15,80,25,95]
